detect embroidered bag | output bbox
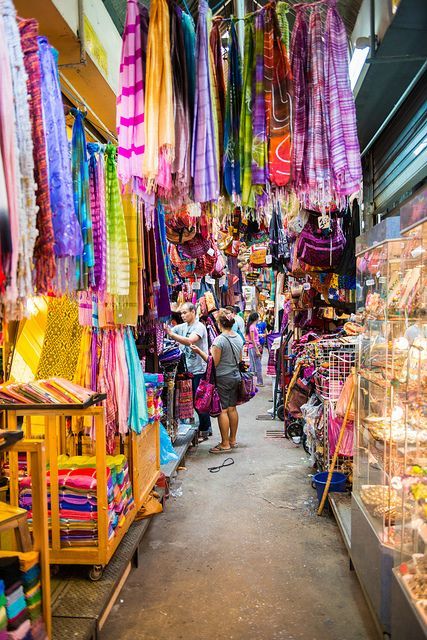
[297,218,345,269]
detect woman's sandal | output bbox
[209,444,231,454]
[229,442,239,448]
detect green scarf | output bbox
[239,17,255,207]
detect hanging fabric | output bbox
[210,17,226,192]
[143,0,174,190]
[87,143,107,294]
[105,143,130,296]
[276,1,290,52]
[2,0,37,302]
[251,11,268,192]
[291,7,309,196]
[124,326,149,434]
[263,7,292,187]
[191,0,219,203]
[18,17,56,295]
[324,0,362,200]
[71,109,95,290]
[115,185,139,326]
[240,16,255,207]
[38,36,83,291]
[181,10,196,125]
[117,0,146,186]
[223,21,242,197]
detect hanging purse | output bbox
[297,218,346,270]
[194,357,222,417]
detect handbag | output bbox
[223,336,257,405]
[297,218,345,270]
[250,245,268,267]
[175,375,194,420]
[194,357,222,417]
[178,234,211,259]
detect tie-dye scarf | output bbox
[240,16,255,207]
[251,11,268,189]
[223,21,242,197]
[290,7,309,194]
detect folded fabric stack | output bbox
[19,455,134,547]
[0,378,97,406]
[144,374,164,423]
[0,553,48,640]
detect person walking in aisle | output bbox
[245,312,264,386]
[190,308,243,453]
[166,303,212,440]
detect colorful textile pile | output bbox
[144,374,164,423]
[19,455,134,546]
[0,553,48,640]
[0,378,98,406]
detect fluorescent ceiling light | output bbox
[413,139,427,156]
[349,47,369,91]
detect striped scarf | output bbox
[291,7,309,194]
[117,0,146,186]
[88,143,107,293]
[305,7,332,207]
[18,17,56,294]
[223,21,242,197]
[210,17,226,192]
[71,109,95,290]
[264,7,292,187]
[143,0,174,189]
[240,17,255,207]
[251,11,268,188]
[325,0,362,199]
[105,143,130,296]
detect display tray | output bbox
[0,393,107,411]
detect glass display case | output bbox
[391,215,427,639]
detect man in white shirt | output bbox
[166,303,212,439]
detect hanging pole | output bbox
[234,0,245,58]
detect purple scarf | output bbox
[88,143,107,294]
[291,8,309,194]
[191,0,219,203]
[324,0,362,199]
[251,10,268,187]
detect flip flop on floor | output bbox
[209,444,231,454]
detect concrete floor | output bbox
[102,382,377,640]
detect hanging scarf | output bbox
[276,2,290,52]
[143,0,174,189]
[88,143,107,294]
[263,7,292,187]
[124,327,148,434]
[325,0,362,199]
[240,16,255,207]
[251,11,268,189]
[18,17,56,295]
[105,143,130,296]
[0,151,10,293]
[181,10,196,125]
[154,206,172,319]
[2,0,37,303]
[38,37,83,290]
[98,331,118,454]
[223,21,242,197]
[117,0,146,186]
[168,4,191,202]
[210,18,226,191]
[71,109,95,290]
[291,7,309,195]
[305,7,332,207]
[191,0,219,203]
[115,184,139,326]
[0,15,17,300]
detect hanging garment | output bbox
[38,36,83,289]
[324,0,362,199]
[210,17,226,190]
[191,0,219,203]
[18,17,56,295]
[117,0,145,186]
[263,7,292,187]
[88,143,107,294]
[240,16,255,208]
[98,330,118,454]
[105,144,130,296]
[143,0,174,189]
[223,21,242,197]
[114,185,139,326]
[169,4,191,202]
[153,206,172,320]
[124,327,148,434]
[0,16,15,296]
[71,109,95,290]
[251,10,268,190]
[290,7,309,195]
[276,1,290,52]
[2,0,37,302]
[115,330,130,437]
[305,7,332,207]
[181,10,196,124]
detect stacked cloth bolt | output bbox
[0,553,48,639]
[18,456,134,547]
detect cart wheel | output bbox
[286,420,302,444]
[88,565,104,581]
[277,404,285,422]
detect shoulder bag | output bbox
[224,336,257,405]
[194,356,222,417]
